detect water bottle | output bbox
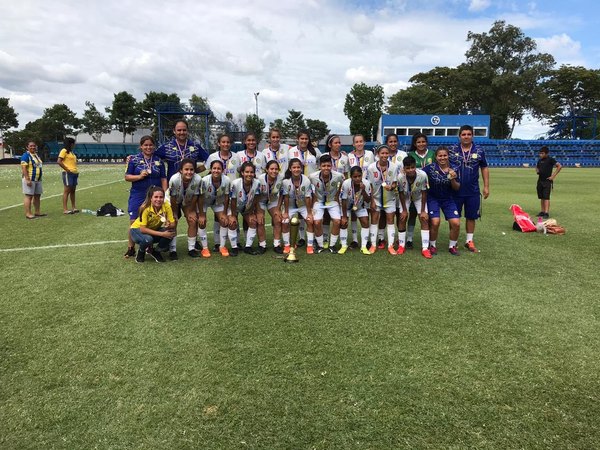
[82,208,97,216]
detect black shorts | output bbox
[537,179,552,200]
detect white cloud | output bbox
[349,14,375,36]
[468,0,491,12]
[536,33,583,65]
[345,66,387,82]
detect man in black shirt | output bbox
[536,146,561,219]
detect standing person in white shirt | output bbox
[169,158,202,258]
[230,132,267,179]
[347,134,375,248]
[262,128,289,173]
[228,161,262,256]
[281,158,314,254]
[257,160,285,254]
[339,166,372,255]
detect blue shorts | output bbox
[62,172,79,187]
[427,196,459,220]
[128,192,146,220]
[453,195,480,219]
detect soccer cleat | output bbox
[188,249,201,258]
[369,245,376,254]
[329,247,338,254]
[421,248,433,259]
[429,245,438,256]
[229,247,239,257]
[387,245,397,255]
[135,249,145,263]
[338,245,348,255]
[306,245,314,255]
[349,241,359,249]
[273,245,283,254]
[537,211,545,217]
[377,239,385,249]
[212,243,220,252]
[296,238,306,248]
[405,241,414,249]
[257,246,267,255]
[169,251,178,261]
[361,247,371,255]
[464,241,478,253]
[147,248,166,263]
[283,245,291,254]
[323,242,329,249]
[396,245,405,255]
[124,246,135,258]
[201,248,211,258]
[449,246,460,256]
[542,212,549,219]
[195,241,202,251]
[315,246,325,254]
[219,246,230,257]
[244,246,258,255]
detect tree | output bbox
[245,114,266,142]
[541,65,600,139]
[305,118,330,143]
[81,101,111,142]
[282,110,306,139]
[106,91,139,143]
[139,91,181,139]
[344,83,385,141]
[0,97,19,139]
[41,104,81,140]
[268,118,285,133]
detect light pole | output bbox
[254,92,260,116]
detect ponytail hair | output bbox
[297,129,316,157]
[138,186,165,217]
[285,158,302,179]
[324,134,339,153]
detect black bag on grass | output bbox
[96,203,121,217]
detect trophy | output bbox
[284,216,300,263]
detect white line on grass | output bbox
[0,179,125,212]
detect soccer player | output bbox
[406,132,435,249]
[198,160,232,257]
[535,146,561,219]
[423,147,461,256]
[322,134,349,246]
[169,158,202,258]
[309,154,344,253]
[450,125,489,253]
[257,160,285,254]
[339,166,372,255]
[262,128,290,173]
[281,158,314,254]
[20,141,45,220]
[347,134,375,248]
[397,156,432,258]
[365,145,399,255]
[228,161,262,256]
[230,132,267,178]
[57,137,79,214]
[155,120,209,181]
[130,186,176,263]
[124,136,167,258]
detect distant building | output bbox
[378,114,491,143]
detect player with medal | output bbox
[347,134,375,249]
[228,162,262,256]
[339,166,372,255]
[365,145,399,255]
[198,160,232,257]
[257,160,285,254]
[423,147,461,256]
[262,128,290,173]
[281,158,314,254]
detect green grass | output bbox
[1,164,599,449]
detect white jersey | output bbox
[398,169,428,202]
[257,173,285,206]
[326,152,350,176]
[347,150,375,172]
[309,171,344,204]
[262,145,290,173]
[229,178,261,214]
[206,151,236,181]
[168,172,201,207]
[282,175,313,208]
[200,173,231,208]
[365,161,399,207]
[230,150,267,178]
[390,151,409,169]
[340,178,372,211]
[286,146,322,176]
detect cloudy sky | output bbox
[1,0,598,139]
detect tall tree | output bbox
[139,92,181,139]
[282,110,306,139]
[106,91,139,143]
[245,114,266,142]
[41,104,80,140]
[0,97,19,139]
[268,118,285,133]
[81,101,111,142]
[305,118,330,143]
[344,83,385,141]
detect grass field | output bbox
[1,164,599,449]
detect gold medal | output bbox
[447,173,452,180]
[352,205,358,211]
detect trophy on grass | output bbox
[284,215,300,263]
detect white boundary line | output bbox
[0,179,125,212]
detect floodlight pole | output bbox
[254,92,260,117]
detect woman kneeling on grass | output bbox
[130,186,177,263]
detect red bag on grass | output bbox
[510,204,537,233]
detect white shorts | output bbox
[259,200,280,211]
[409,199,427,214]
[204,203,225,213]
[373,205,397,214]
[287,206,309,220]
[313,201,341,221]
[345,207,368,218]
[22,179,43,195]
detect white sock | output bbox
[377,228,385,240]
[220,227,228,247]
[369,224,378,245]
[169,236,177,252]
[330,234,338,247]
[273,238,281,247]
[228,229,238,248]
[307,231,314,246]
[386,225,395,246]
[466,233,474,243]
[316,234,324,247]
[198,228,208,249]
[421,230,430,249]
[187,236,196,251]
[449,240,457,248]
[361,228,370,248]
[351,220,358,242]
[283,232,290,246]
[340,228,348,246]
[323,224,330,243]
[398,230,406,247]
[430,240,437,248]
[246,228,257,247]
[259,240,266,248]
[407,224,415,242]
